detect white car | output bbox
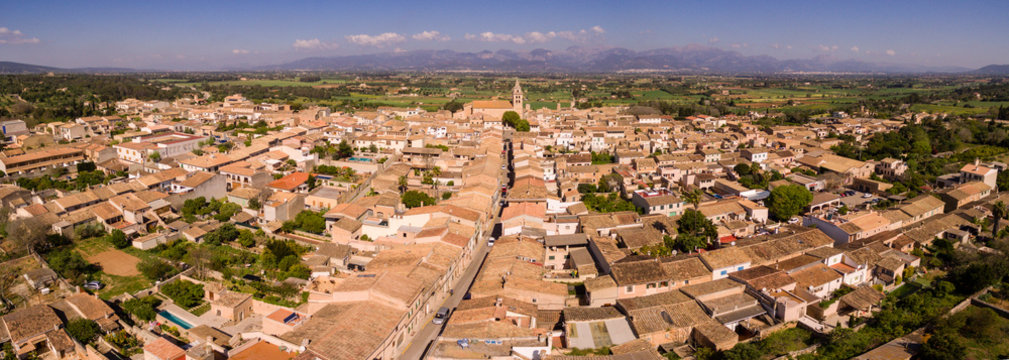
[862,193,873,198]
[788,217,800,224]
[488,237,495,247]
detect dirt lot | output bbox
[85,249,141,276]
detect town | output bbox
[0,72,1007,360]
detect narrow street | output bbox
[399,240,491,360]
[400,139,510,360]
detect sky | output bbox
[1,0,1008,70]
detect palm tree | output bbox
[993,200,1007,239]
[683,188,703,209]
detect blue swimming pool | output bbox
[348,157,372,162]
[158,310,194,330]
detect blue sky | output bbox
[1,0,1007,70]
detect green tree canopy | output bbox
[107,229,128,248]
[675,209,717,252]
[402,190,436,209]
[767,184,813,221]
[160,280,204,308]
[65,319,100,344]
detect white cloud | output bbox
[885,49,896,56]
[850,46,860,53]
[465,27,603,45]
[730,43,748,49]
[292,38,339,50]
[818,44,839,52]
[471,32,526,44]
[345,32,406,47]
[0,27,39,45]
[786,45,793,50]
[393,47,408,53]
[411,30,449,41]
[232,49,250,55]
[525,31,552,43]
[708,36,720,44]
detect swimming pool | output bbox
[158,309,194,330]
[348,157,372,162]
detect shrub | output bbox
[121,296,161,321]
[160,280,204,308]
[65,319,100,344]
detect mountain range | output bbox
[3,45,1006,74]
[257,46,977,74]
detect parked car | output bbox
[863,193,873,198]
[488,237,496,247]
[433,307,451,325]
[83,281,104,291]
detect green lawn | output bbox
[97,273,151,300]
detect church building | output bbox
[459,79,527,120]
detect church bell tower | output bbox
[512,79,524,115]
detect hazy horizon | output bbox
[2,0,1008,71]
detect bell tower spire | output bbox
[512,79,524,114]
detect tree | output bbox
[186,246,212,280]
[767,184,813,221]
[137,258,175,281]
[733,163,752,176]
[398,175,409,194]
[148,151,161,163]
[9,217,49,255]
[401,190,436,209]
[502,111,521,128]
[336,140,354,159]
[286,210,326,234]
[0,264,19,310]
[203,223,240,245]
[47,249,94,283]
[76,161,97,172]
[65,319,100,344]
[442,99,464,113]
[675,209,717,252]
[160,280,204,308]
[682,188,703,209]
[993,200,1007,239]
[514,119,530,132]
[107,229,128,248]
[248,196,262,210]
[919,329,965,360]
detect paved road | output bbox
[399,229,492,360]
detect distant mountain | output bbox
[971,64,1009,75]
[259,46,972,74]
[0,61,142,74]
[0,48,992,74]
[0,61,63,74]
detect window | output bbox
[737,266,744,271]
[548,256,555,260]
[626,285,634,293]
[660,281,669,287]
[720,270,727,276]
